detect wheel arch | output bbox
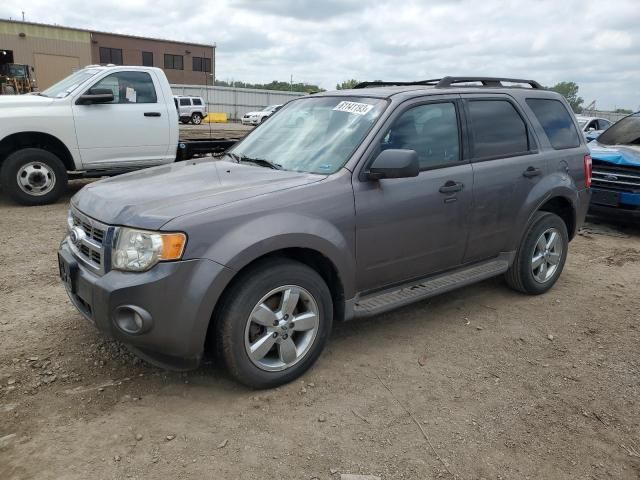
[204,246,347,354]
[0,132,75,171]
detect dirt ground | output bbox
[1,182,639,480]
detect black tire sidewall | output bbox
[1,148,68,206]
[216,260,333,389]
[517,212,569,294]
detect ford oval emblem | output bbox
[69,226,86,245]
[604,174,618,181]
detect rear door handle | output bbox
[523,166,542,178]
[144,112,161,117]
[439,181,464,193]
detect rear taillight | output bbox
[583,154,592,188]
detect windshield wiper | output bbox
[228,153,282,170]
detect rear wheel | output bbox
[505,211,568,295]
[191,113,203,125]
[0,148,68,206]
[215,259,333,388]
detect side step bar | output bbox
[353,254,513,318]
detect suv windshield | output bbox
[41,68,101,98]
[231,96,387,174]
[597,113,640,146]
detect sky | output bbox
[2,0,639,110]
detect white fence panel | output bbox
[170,84,305,120]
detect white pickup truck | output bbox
[0,65,235,205]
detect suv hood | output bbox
[0,94,54,108]
[589,142,640,168]
[72,159,324,230]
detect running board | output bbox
[353,254,512,318]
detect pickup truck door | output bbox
[72,70,172,168]
[353,98,473,293]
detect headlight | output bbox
[112,228,186,272]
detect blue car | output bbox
[589,112,640,220]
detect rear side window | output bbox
[468,100,529,159]
[179,98,191,106]
[192,98,202,106]
[526,98,580,149]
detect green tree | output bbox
[215,79,324,94]
[614,108,632,114]
[336,79,361,90]
[549,81,584,113]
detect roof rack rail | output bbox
[353,79,440,89]
[435,76,543,89]
[353,77,544,90]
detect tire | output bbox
[505,211,569,295]
[215,258,333,389]
[191,113,203,125]
[259,116,266,124]
[0,148,68,206]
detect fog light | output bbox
[114,305,152,334]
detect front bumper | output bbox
[589,187,640,221]
[241,117,259,125]
[58,240,235,370]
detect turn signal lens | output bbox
[160,233,187,260]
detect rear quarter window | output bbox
[526,98,580,149]
[192,98,203,106]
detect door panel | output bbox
[354,165,473,292]
[354,99,472,293]
[72,70,170,167]
[462,96,547,262]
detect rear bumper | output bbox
[59,240,235,370]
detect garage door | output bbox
[33,53,80,90]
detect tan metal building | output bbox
[0,20,91,89]
[0,19,215,90]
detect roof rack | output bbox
[354,79,440,89]
[353,76,543,90]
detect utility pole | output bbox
[290,74,293,92]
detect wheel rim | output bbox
[531,227,563,283]
[17,161,56,196]
[244,285,320,372]
[193,115,201,124]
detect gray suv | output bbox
[58,76,591,388]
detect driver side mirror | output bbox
[76,88,114,105]
[367,149,419,180]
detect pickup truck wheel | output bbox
[191,113,203,125]
[505,211,568,295]
[216,259,333,389]
[1,148,68,206]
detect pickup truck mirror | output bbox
[367,149,420,180]
[76,88,114,105]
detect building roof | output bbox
[0,18,215,48]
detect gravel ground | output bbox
[1,182,639,480]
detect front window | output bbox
[40,68,101,98]
[230,96,387,174]
[87,71,157,104]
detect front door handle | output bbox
[523,166,542,178]
[144,112,161,117]
[439,181,464,194]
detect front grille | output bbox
[68,208,111,275]
[592,160,640,193]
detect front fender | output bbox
[197,212,356,297]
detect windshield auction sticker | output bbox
[333,101,374,116]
